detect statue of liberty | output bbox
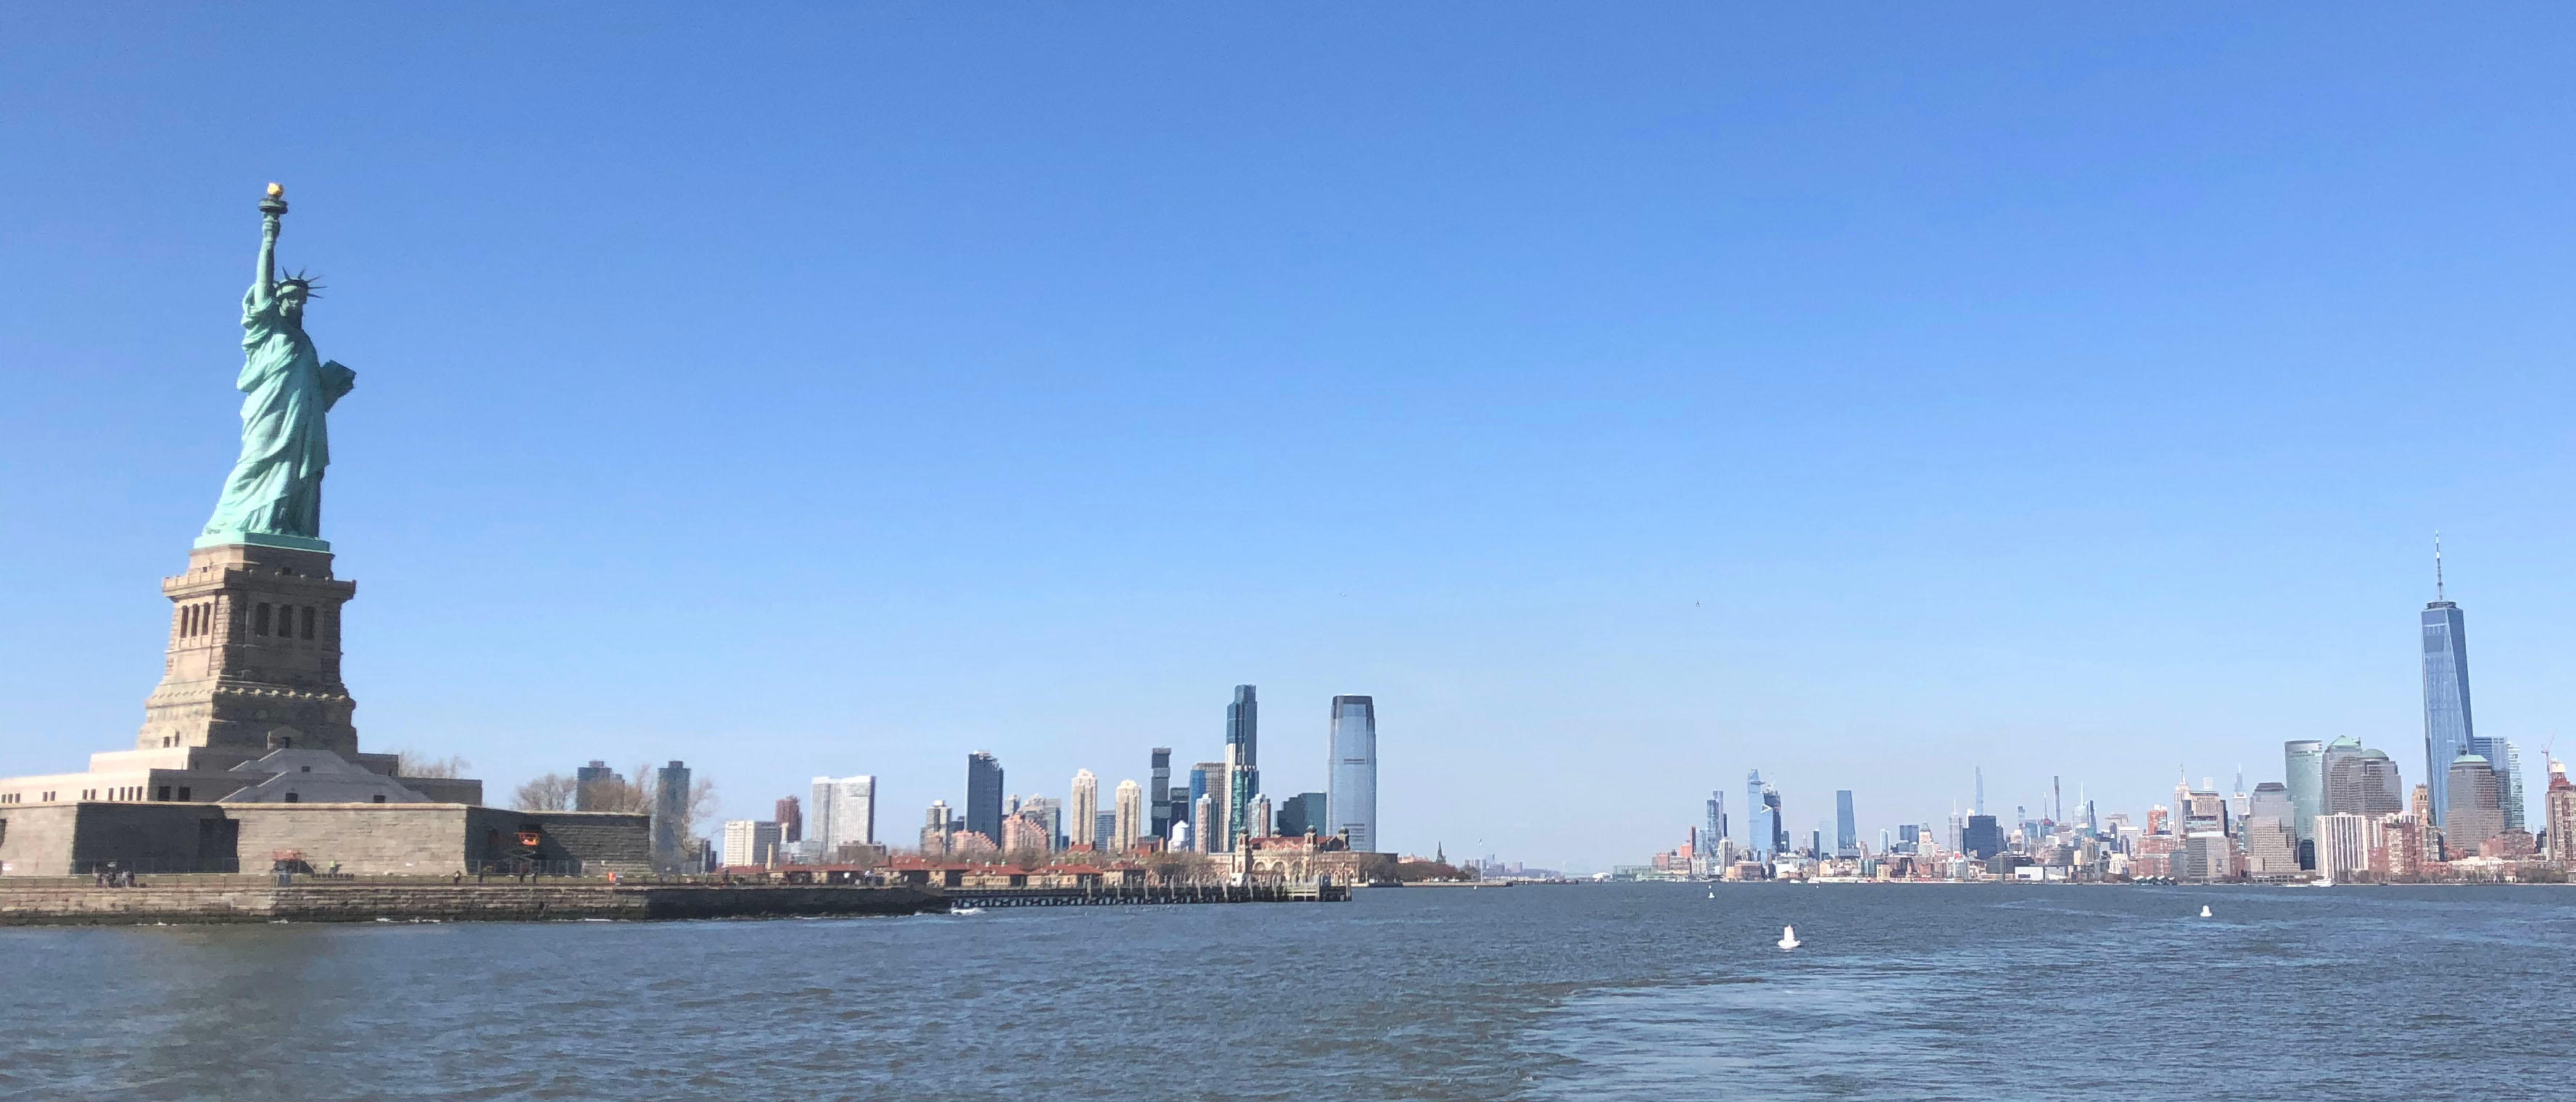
[201,183,355,549]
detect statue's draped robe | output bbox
[202,283,355,539]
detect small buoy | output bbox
[2200,905,2213,918]
[1708,890,1716,899]
[1778,924,1801,950]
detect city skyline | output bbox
[15,11,2576,871]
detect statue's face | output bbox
[277,285,307,318]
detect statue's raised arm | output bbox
[253,183,284,302]
[201,183,352,552]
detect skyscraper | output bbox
[772,796,802,846]
[2422,541,2475,826]
[576,760,621,812]
[1962,815,2002,858]
[1745,771,1774,861]
[1706,790,1727,848]
[2445,755,2504,854]
[810,774,877,857]
[966,752,1004,845]
[2284,740,2325,861]
[2315,813,2374,879]
[1113,779,1144,852]
[2468,736,2525,833]
[1328,695,1378,852]
[1149,747,1173,839]
[1764,786,1786,854]
[1276,792,1326,837]
[2245,782,2298,877]
[2544,763,2575,866]
[1069,769,1099,848]
[651,761,690,871]
[1226,686,1260,850]
[1020,795,1064,851]
[1834,790,1858,858]
[1191,761,1229,852]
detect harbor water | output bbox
[1,882,2567,1099]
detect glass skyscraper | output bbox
[1746,771,1775,861]
[965,752,1004,844]
[1149,747,1173,838]
[1834,790,1858,858]
[1226,685,1260,850]
[2284,739,2325,864]
[1326,695,1377,852]
[2422,597,2474,826]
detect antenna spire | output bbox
[2435,531,2445,602]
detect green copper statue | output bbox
[199,183,355,550]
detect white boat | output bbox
[951,906,984,916]
[1777,924,1801,950]
[2199,905,2213,918]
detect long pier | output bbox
[946,882,1348,908]
[0,880,944,926]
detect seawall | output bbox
[0,881,946,926]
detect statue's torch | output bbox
[260,182,288,217]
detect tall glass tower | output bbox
[965,752,1004,844]
[1746,771,1774,861]
[1834,790,1858,858]
[1327,695,1377,852]
[2422,569,2475,827]
[1225,685,1260,848]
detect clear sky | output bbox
[6,7,2576,870]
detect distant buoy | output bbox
[1777,924,1801,950]
[2199,905,2213,918]
[1708,890,1716,899]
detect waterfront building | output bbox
[1746,771,1775,861]
[1149,748,1173,839]
[2246,782,2298,877]
[1114,779,1144,852]
[1836,790,1859,858]
[2421,550,2476,826]
[2445,755,2506,855]
[1248,795,1272,841]
[2467,736,2525,833]
[2543,764,2575,866]
[810,775,877,856]
[721,819,783,867]
[1191,794,1215,854]
[2372,813,2425,879]
[2245,816,2298,877]
[1094,812,1117,848]
[1328,695,1378,853]
[2316,813,2374,879]
[2177,832,2234,882]
[1276,792,1326,837]
[965,753,1004,847]
[1069,770,1099,848]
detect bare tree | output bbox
[513,773,577,811]
[396,750,471,779]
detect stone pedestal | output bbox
[138,542,359,758]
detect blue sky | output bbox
[6,7,2576,869]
